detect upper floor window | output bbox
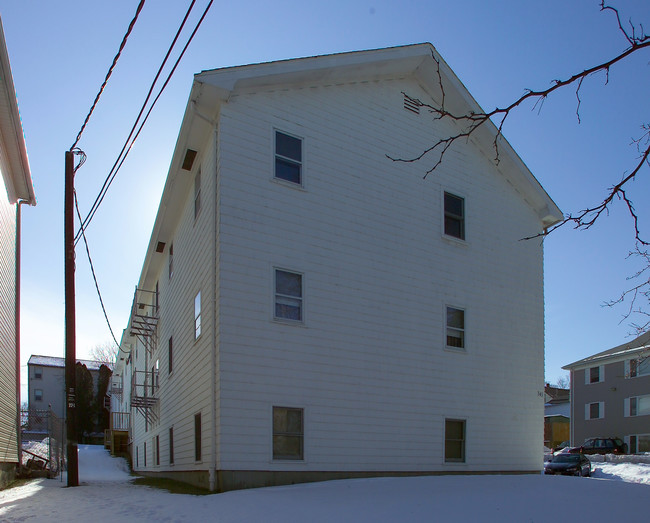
[34,368,42,379]
[444,192,465,240]
[194,169,201,219]
[274,269,303,322]
[168,244,174,280]
[586,401,604,420]
[627,395,650,417]
[275,130,302,185]
[34,389,43,401]
[629,357,650,378]
[168,336,173,375]
[194,291,202,339]
[586,365,604,384]
[446,307,465,349]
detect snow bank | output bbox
[2,446,650,523]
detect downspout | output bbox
[209,125,218,491]
[15,200,27,470]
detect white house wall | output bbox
[215,75,545,474]
[0,173,17,465]
[130,130,217,480]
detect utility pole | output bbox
[64,150,78,486]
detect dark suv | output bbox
[570,437,627,455]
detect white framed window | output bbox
[585,365,604,384]
[273,406,304,460]
[34,368,42,379]
[34,389,43,401]
[585,401,604,420]
[444,418,466,463]
[274,268,303,322]
[168,243,174,279]
[274,130,302,185]
[443,192,465,240]
[629,434,650,454]
[628,357,650,378]
[194,291,202,339]
[446,306,465,349]
[625,395,650,417]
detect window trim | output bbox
[443,191,466,241]
[626,395,650,417]
[273,129,303,187]
[585,365,604,384]
[585,401,604,420]
[273,267,304,324]
[272,406,304,461]
[194,291,202,340]
[445,305,466,351]
[628,357,650,378]
[444,418,466,463]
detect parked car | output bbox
[568,438,627,455]
[544,453,591,477]
[553,441,570,453]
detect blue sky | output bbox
[2,0,649,395]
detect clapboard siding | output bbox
[215,76,544,472]
[130,131,217,472]
[0,180,17,465]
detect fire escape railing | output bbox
[131,370,159,425]
[128,287,159,357]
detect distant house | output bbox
[27,355,104,419]
[0,17,36,488]
[544,385,570,448]
[563,331,650,453]
[110,43,562,492]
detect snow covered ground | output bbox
[1,445,649,522]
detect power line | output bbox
[70,0,147,151]
[74,0,214,244]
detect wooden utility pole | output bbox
[64,150,78,486]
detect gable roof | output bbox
[563,331,650,370]
[0,17,34,205]
[135,43,562,292]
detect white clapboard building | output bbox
[109,43,562,492]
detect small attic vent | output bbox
[182,149,198,171]
[155,241,166,253]
[403,94,420,115]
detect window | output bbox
[586,366,604,384]
[144,441,147,467]
[628,395,650,417]
[275,130,302,185]
[446,307,465,349]
[34,368,42,379]
[168,244,174,279]
[273,406,304,460]
[444,192,465,240]
[194,169,201,219]
[168,336,173,375]
[155,435,160,466]
[586,402,604,420]
[194,413,202,461]
[274,269,303,322]
[34,389,43,401]
[629,357,650,378]
[136,446,139,468]
[445,419,466,462]
[169,427,174,465]
[194,291,202,339]
[630,434,650,454]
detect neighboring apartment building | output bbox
[110,43,562,492]
[563,331,650,453]
[27,355,104,419]
[0,17,36,488]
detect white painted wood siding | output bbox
[130,130,217,474]
[0,176,17,464]
[215,76,545,472]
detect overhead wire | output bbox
[74,0,214,244]
[70,0,147,152]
